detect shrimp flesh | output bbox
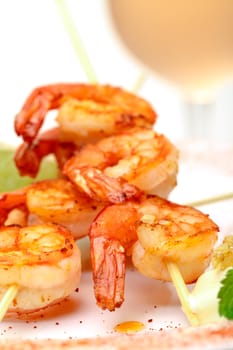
[0,179,104,240]
[89,195,218,311]
[63,127,179,203]
[0,223,81,315]
[14,83,157,143]
[56,97,155,145]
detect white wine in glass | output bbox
[107,0,233,140]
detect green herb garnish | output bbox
[218,268,233,320]
[212,236,233,271]
[0,147,59,192]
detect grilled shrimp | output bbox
[63,127,179,204]
[89,195,218,311]
[14,83,157,143]
[0,179,104,239]
[0,223,81,316]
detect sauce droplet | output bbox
[114,320,145,334]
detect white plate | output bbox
[0,141,233,349]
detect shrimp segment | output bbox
[14,83,157,143]
[26,179,104,238]
[56,98,155,145]
[0,223,81,314]
[132,196,219,283]
[0,179,104,240]
[63,128,179,203]
[89,195,218,311]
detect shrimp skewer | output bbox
[63,127,179,204]
[14,83,157,143]
[89,195,219,312]
[14,84,157,178]
[0,179,104,240]
[0,223,81,319]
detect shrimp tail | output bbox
[14,86,53,142]
[89,205,138,310]
[0,189,27,211]
[14,142,45,178]
[63,165,143,204]
[14,128,76,177]
[91,236,126,311]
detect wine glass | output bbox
[106,0,233,141]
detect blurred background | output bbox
[0,0,233,146]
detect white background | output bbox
[0,0,233,146]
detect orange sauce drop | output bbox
[114,320,145,334]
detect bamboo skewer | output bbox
[54,0,98,83]
[0,285,18,322]
[131,72,149,94]
[166,262,199,326]
[55,0,149,94]
[185,192,233,208]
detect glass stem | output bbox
[183,100,216,140]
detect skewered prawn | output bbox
[0,223,81,317]
[14,84,157,178]
[0,179,104,240]
[63,127,179,203]
[14,83,157,143]
[89,195,219,311]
